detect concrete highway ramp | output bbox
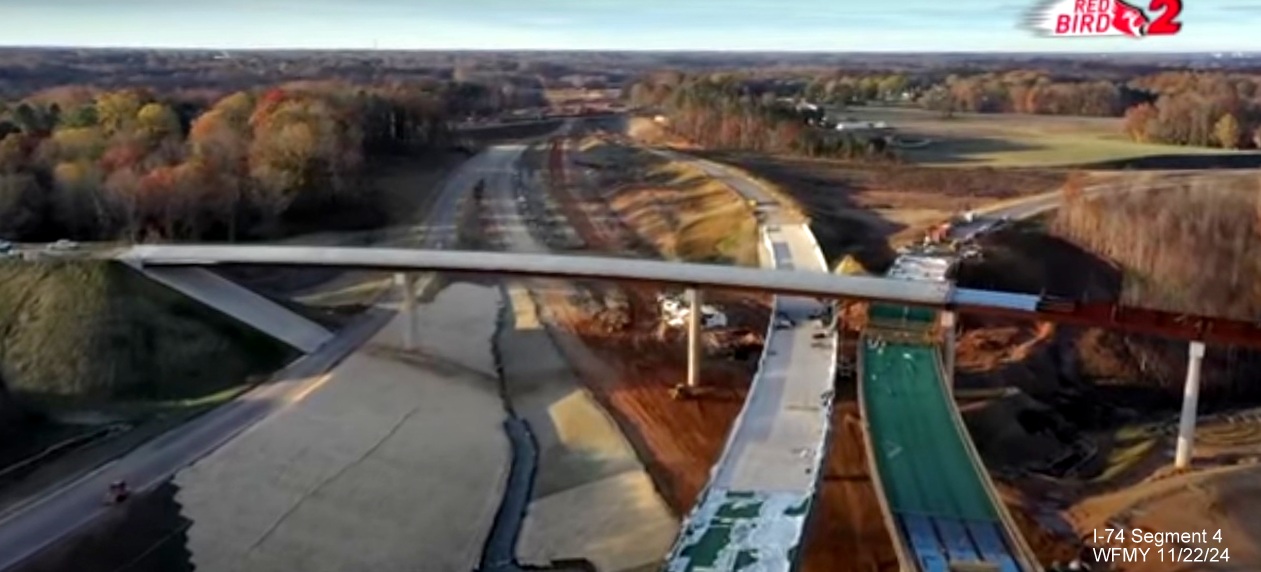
[860,305,1039,572]
[125,265,333,353]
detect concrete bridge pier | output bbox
[940,311,957,377]
[1175,341,1207,469]
[671,287,704,400]
[687,287,702,389]
[396,272,418,351]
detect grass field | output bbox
[839,106,1236,167]
[0,261,294,404]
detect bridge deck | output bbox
[666,222,836,572]
[861,319,1034,571]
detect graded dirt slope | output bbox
[571,136,760,266]
[174,283,509,572]
[1068,463,1261,571]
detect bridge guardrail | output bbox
[856,332,920,572]
[930,348,1041,571]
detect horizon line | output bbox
[0,44,1256,56]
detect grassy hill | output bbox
[0,260,295,406]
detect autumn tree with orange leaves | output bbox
[0,81,453,242]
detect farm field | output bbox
[838,106,1239,167]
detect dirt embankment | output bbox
[959,217,1261,415]
[565,135,761,266]
[950,227,1143,466]
[677,151,1067,267]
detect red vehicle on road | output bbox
[103,480,130,505]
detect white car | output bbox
[46,239,79,251]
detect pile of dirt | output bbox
[0,261,295,403]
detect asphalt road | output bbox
[0,308,391,571]
[0,150,489,571]
[979,174,1204,222]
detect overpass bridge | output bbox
[90,245,1261,570]
[860,247,1039,571]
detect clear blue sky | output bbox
[1,0,1258,52]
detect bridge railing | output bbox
[929,347,1042,571]
[854,332,918,571]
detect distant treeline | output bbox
[0,81,461,242]
[674,69,1261,150]
[628,73,897,161]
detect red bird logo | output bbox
[1112,0,1151,37]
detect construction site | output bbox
[8,117,1261,572]
[453,122,1038,570]
[454,121,1253,572]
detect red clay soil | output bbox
[571,330,750,510]
[804,395,901,572]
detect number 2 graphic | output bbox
[1147,0,1183,35]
